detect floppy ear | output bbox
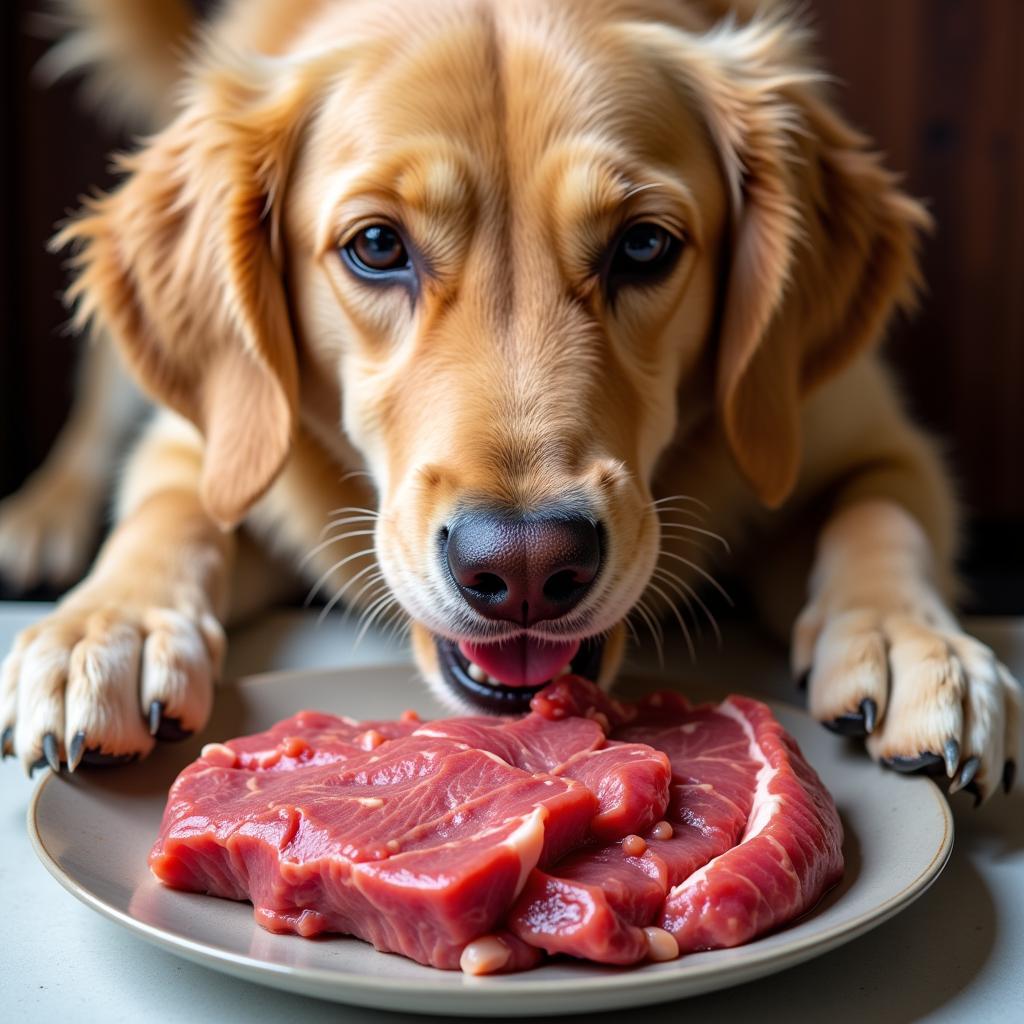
[627,17,930,507]
[55,53,312,528]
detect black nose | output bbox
[444,511,602,626]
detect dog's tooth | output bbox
[467,662,487,683]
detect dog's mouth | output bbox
[435,633,605,713]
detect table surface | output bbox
[2,602,1022,1024]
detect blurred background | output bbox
[1,0,1021,610]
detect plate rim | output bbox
[27,665,955,1011]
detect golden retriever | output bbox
[0,0,1019,804]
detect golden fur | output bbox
[0,0,1018,800]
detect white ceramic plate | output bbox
[28,665,953,1017]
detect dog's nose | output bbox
[444,511,602,625]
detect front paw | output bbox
[793,605,1021,804]
[0,595,224,775]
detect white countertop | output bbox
[2,602,1022,1023]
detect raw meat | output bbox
[150,729,598,968]
[658,698,846,952]
[510,684,843,963]
[412,714,672,839]
[150,678,843,974]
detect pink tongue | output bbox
[459,637,580,688]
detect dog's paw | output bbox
[0,468,103,591]
[793,605,1021,804]
[0,596,224,774]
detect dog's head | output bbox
[60,1,926,711]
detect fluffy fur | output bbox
[0,0,1018,801]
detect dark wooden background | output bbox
[1,0,1022,608]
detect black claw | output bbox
[824,711,868,738]
[149,700,163,737]
[963,781,983,809]
[1003,760,1017,795]
[861,698,877,735]
[943,738,961,779]
[68,731,86,773]
[883,752,945,775]
[823,697,879,738]
[796,670,809,692]
[1,725,12,758]
[155,715,192,743]
[956,756,980,791]
[42,732,61,774]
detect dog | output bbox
[0,0,1019,804]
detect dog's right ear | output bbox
[55,55,315,528]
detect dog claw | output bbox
[950,756,980,795]
[155,716,192,743]
[824,696,878,739]
[943,739,960,779]
[824,712,867,737]
[1,725,12,758]
[860,698,877,735]
[68,731,86,773]
[796,670,809,693]
[962,781,983,809]
[1004,760,1017,794]
[42,732,61,774]
[148,699,191,742]
[883,752,944,775]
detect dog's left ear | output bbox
[54,49,319,528]
[627,17,930,507]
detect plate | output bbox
[28,665,953,1017]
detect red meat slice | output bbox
[414,714,671,839]
[150,734,597,969]
[410,714,605,773]
[507,686,842,965]
[212,709,422,771]
[659,697,844,952]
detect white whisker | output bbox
[338,572,389,625]
[338,469,374,486]
[652,566,701,636]
[654,506,706,523]
[660,550,734,607]
[326,505,379,518]
[645,579,696,662]
[654,566,722,649]
[301,528,378,570]
[659,522,731,553]
[305,547,377,607]
[316,565,385,626]
[632,599,664,666]
[651,494,710,511]
[317,514,378,540]
[355,592,400,647]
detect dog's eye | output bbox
[342,225,411,277]
[606,222,682,292]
